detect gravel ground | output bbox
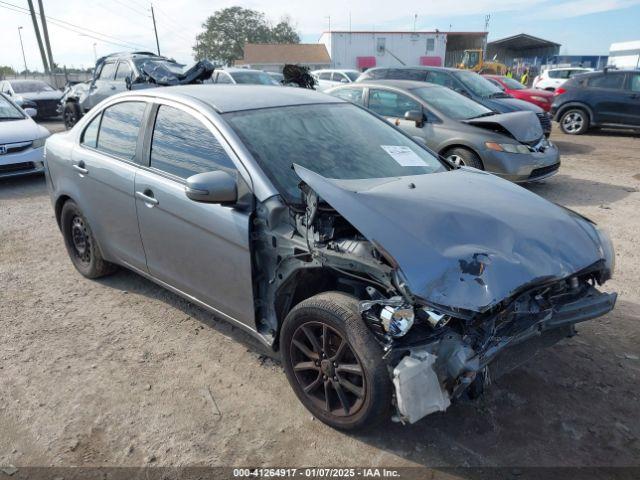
[1,122,639,469]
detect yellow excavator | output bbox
[458,49,508,75]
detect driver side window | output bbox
[115,62,132,81]
[368,89,421,118]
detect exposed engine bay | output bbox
[250,166,617,425]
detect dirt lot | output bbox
[1,122,639,469]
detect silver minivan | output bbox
[45,85,616,430]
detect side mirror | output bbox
[24,107,37,118]
[125,76,132,90]
[404,110,425,127]
[185,170,237,205]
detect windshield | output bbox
[230,71,279,85]
[499,76,526,90]
[0,95,25,120]
[454,70,503,97]
[344,71,360,81]
[411,86,493,120]
[461,51,480,68]
[224,103,445,203]
[11,81,55,93]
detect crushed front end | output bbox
[360,264,616,423]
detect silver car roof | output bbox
[135,84,345,113]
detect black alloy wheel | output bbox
[290,321,365,417]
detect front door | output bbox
[587,72,628,124]
[134,103,256,327]
[367,88,427,139]
[85,61,118,110]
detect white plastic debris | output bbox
[393,351,450,424]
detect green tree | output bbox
[194,7,300,66]
[0,65,17,77]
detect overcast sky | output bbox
[1,0,639,71]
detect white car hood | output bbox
[0,117,46,144]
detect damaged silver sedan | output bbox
[45,86,616,430]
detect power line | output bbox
[0,0,148,49]
[0,3,144,50]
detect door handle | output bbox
[110,85,117,90]
[135,190,159,206]
[72,160,88,175]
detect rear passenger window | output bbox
[81,113,101,148]
[319,72,332,80]
[332,88,364,104]
[589,74,625,90]
[150,105,235,179]
[96,101,146,160]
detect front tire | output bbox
[559,108,589,135]
[60,200,116,278]
[444,147,484,170]
[280,292,392,430]
[63,102,82,129]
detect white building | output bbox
[318,31,486,71]
[608,41,640,69]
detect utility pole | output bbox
[151,4,160,55]
[483,14,491,56]
[413,14,418,32]
[37,0,55,72]
[93,43,97,62]
[26,0,49,73]
[18,27,28,77]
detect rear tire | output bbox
[444,147,484,170]
[280,292,392,430]
[60,200,116,278]
[559,108,589,135]
[63,102,82,129]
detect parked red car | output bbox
[483,75,554,112]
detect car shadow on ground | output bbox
[96,265,640,468]
[95,268,278,360]
[526,174,636,207]
[0,174,47,201]
[551,139,595,155]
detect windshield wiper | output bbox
[486,92,509,99]
[467,112,496,119]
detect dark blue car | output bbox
[357,66,552,136]
[551,69,640,135]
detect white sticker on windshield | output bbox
[380,145,428,167]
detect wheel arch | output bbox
[438,143,484,168]
[555,102,595,124]
[271,267,372,351]
[54,194,73,229]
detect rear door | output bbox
[622,72,640,126]
[134,102,256,326]
[85,61,118,109]
[70,100,148,270]
[586,73,628,124]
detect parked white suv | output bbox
[532,67,593,91]
[311,69,360,91]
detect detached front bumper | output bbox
[391,286,617,424]
[481,141,560,183]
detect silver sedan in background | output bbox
[327,80,560,182]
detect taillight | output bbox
[555,87,566,96]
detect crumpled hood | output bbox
[294,165,605,313]
[137,59,215,86]
[463,111,543,144]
